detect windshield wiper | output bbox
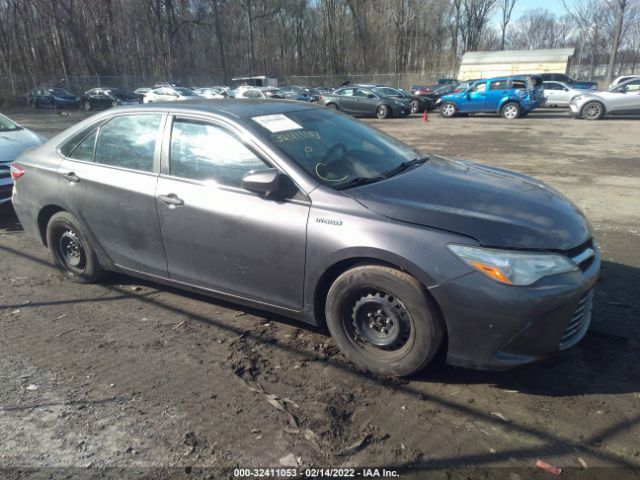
[335,176,385,190]
[383,156,429,179]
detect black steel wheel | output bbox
[326,265,444,376]
[46,211,105,283]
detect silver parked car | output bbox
[542,81,593,107]
[11,101,599,376]
[0,113,46,205]
[570,77,640,120]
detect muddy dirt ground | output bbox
[0,107,639,479]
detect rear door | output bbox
[58,113,168,277]
[335,88,359,113]
[486,79,509,111]
[155,115,309,309]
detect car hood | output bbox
[0,128,46,163]
[346,156,590,251]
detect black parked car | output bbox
[80,88,142,111]
[280,86,319,102]
[26,87,80,109]
[320,86,411,119]
[373,86,430,114]
[539,73,597,90]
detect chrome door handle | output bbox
[62,172,80,183]
[158,193,184,206]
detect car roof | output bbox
[107,99,316,119]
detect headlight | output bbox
[572,95,586,103]
[447,244,578,286]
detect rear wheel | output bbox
[46,212,104,283]
[325,265,444,376]
[501,102,521,119]
[581,101,604,120]
[440,102,457,118]
[376,104,391,119]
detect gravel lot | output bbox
[1,106,639,479]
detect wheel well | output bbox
[37,205,66,246]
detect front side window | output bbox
[170,119,267,187]
[94,114,162,172]
[471,82,487,93]
[337,88,355,96]
[511,79,526,89]
[624,79,640,91]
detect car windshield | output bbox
[175,88,197,96]
[0,114,22,132]
[250,109,421,189]
[48,88,73,96]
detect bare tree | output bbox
[498,0,517,49]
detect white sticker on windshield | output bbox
[252,114,303,133]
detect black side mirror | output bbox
[367,94,375,99]
[242,168,284,196]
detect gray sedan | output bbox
[542,81,593,107]
[11,101,599,376]
[0,113,46,205]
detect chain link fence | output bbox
[2,65,639,107]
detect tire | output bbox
[326,103,338,110]
[439,102,457,118]
[46,211,105,283]
[325,265,444,377]
[581,101,604,120]
[111,101,118,108]
[501,102,521,119]
[83,101,92,111]
[410,100,420,114]
[376,104,391,119]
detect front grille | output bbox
[0,183,13,200]
[0,165,10,180]
[560,289,594,349]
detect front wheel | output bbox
[325,265,444,376]
[410,100,420,114]
[501,102,521,119]
[46,211,105,283]
[326,103,338,110]
[83,101,92,111]
[439,102,457,118]
[581,101,604,120]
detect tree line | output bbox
[0,0,639,93]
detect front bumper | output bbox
[391,104,410,117]
[569,103,580,116]
[430,244,600,370]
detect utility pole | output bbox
[606,0,627,85]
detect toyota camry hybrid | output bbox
[10,100,599,376]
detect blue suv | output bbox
[436,75,545,119]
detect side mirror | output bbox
[242,168,284,196]
[367,94,375,99]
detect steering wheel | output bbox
[316,143,349,182]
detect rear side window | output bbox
[94,114,162,172]
[69,129,98,162]
[169,119,268,187]
[511,79,526,89]
[489,80,508,91]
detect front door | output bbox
[465,81,488,112]
[58,113,168,277]
[608,79,640,115]
[155,116,309,310]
